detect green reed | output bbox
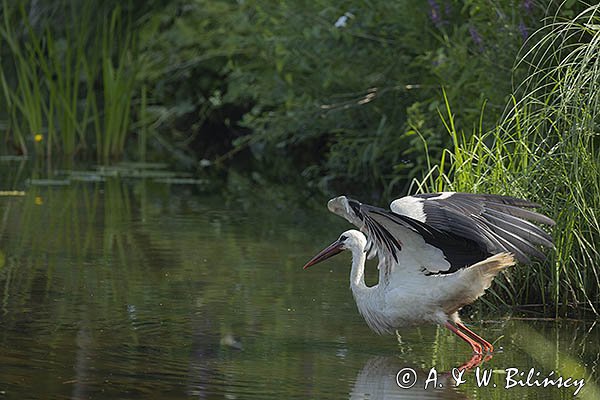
[0,1,44,155]
[414,5,600,317]
[98,7,138,162]
[0,2,141,161]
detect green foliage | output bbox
[0,0,589,189]
[127,0,544,192]
[415,4,600,316]
[135,1,250,166]
[220,0,542,195]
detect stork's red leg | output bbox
[444,322,483,354]
[444,322,484,371]
[456,322,494,354]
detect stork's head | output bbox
[303,229,366,269]
[327,196,363,227]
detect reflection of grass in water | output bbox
[1,178,161,347]
[508,320,599,399]
[103,177,132,257]
[14,182,97,259]
[4,178,147,307]
[11,176,170,261]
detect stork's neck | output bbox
[349,243,391,334]
[350,245,368,290]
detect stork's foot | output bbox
[444,321,496,369]
[456,322,494,355]
[457,353,484,371]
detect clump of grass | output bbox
[97,7,138,162]
[0,2,140,161]
[413,5,600,317]
[0,1,44,156]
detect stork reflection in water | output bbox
[303,193,554,370]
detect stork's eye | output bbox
[340,235,348,241]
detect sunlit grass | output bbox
[413,5,600,316]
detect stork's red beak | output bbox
[303,240,344,269]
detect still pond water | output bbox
[0,163,598,399]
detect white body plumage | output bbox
[342,230,513,334]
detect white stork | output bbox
[303,192,555,370]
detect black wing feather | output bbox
[363,205,490,272]
[329,193,554,277]
[413,192,555,263]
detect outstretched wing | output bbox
[390,192,555,263]
[327,193,554,277]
